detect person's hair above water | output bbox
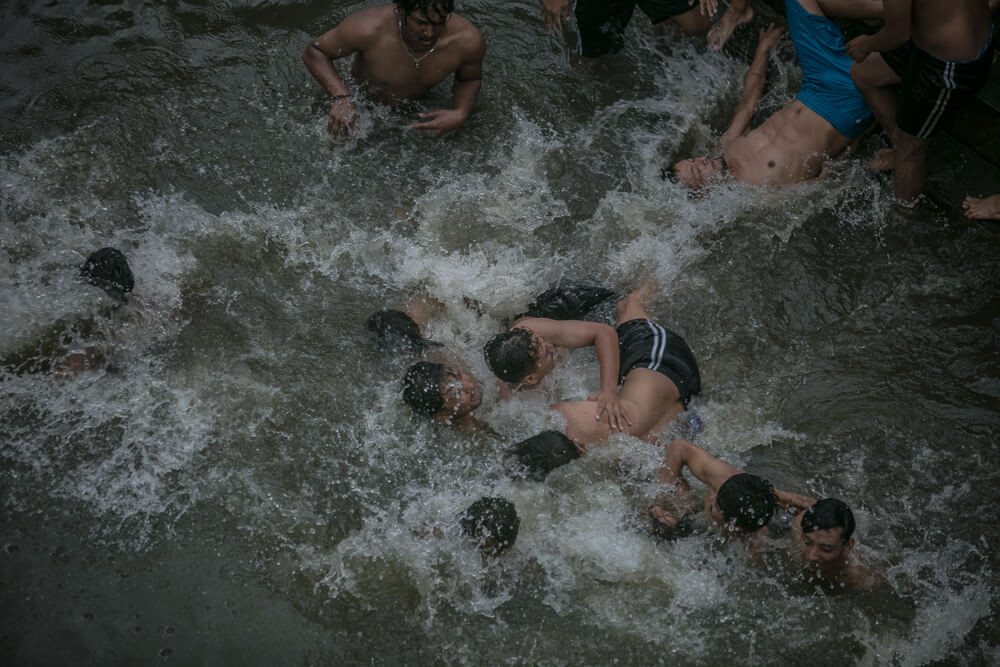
[460,496,519,556]
[80,247,134,302]
[801,498,855,543]
[506,430,580,481]
[395,0,454,19]
[401,361,447,416]
[715,473,775,533]
[365,309,441,354]
[483,327,537,384]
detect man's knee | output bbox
[892,128,927,160]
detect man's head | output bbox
[460,496,519,557]
[506,430,580,481]
[669,156,728,190]
[395,0,453,51]
[80,247,134,303]
[365,309,441,354]
[484,328,557,387]
[713,473,775,534]
[648,494,695,542]
[799,498,856,575]
[401,361,482,423]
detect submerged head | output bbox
[460,496,519,557]
[365,309,440,354]
[670,156,728,190]
[506,430,580,481]
[80,247,134,303]
[714,473,775,534]
[648,494,695,542]
[483,327,558,387]
[401,361,482,423]
[395,0,453,51]
[799,498,856,573]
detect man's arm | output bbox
[720,24,785,146]
[845,0,912,62]
[773,488,817,514]
[520,317,631,430]
[302,11,375,136]
[539,0,571,33]
[660,439,743,492]
[410,31,486,135]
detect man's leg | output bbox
[850,54,903,170]
[615,281,655,326]
[706,0,754,51]
[891,128,928,203]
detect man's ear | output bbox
[519,373,541,388]
[843,537,855,554]
[433,412,452,425]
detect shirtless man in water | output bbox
[846,0,995,203]
[669,0,882,190]
[551,283,700,448]
[302,0,485,137]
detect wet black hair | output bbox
[80,247,134,302]
[506,430,580,481]
[401,361,447,417]
[648,513,694,542]
[483,327,537,384]
[395,0,454,20]
[660,165,679,184]
[715,473,775,533]
[460,496,519,556]
[365,309,441,354]
[647,492,695,542]
[801,498,855,543]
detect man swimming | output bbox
[846,0,995,203]
[401,360,492,433]
[302,0,485,137]
[792,497,882,589]
[670,0,883,189]
[652,438,814,554]
[549,283,700,447]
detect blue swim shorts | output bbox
[785,0,872,139]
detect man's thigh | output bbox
[851,53,902,90]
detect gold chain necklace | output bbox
[397,17,435,69]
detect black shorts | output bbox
[575,0,695,58]
[881,30,994,138]
[617,318,701,406]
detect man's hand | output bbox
[693,0,719,18]
[540,0,571,33]
[327,97,359,137]
[587,389,632,433]
[409,108,468,136]
[845,35,873,62]
[756,23,785,53]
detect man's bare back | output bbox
[909,0,991,62]
[302,2,485,136]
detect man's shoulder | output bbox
[341,4,395,37]
[446,14,486,55]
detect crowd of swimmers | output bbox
[367,279,879,589]
[299,0,1000,586]
[13,0,1000,591]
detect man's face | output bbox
[524,333,559,386]
[673,156,726,190]
[437,368,482,421]
[800,527,851,576]
[401,5,449,51]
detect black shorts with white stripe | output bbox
[616,318,701,406]
[882,31,994,139]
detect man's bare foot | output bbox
[707,4,753,51]
[867,147,895,171]
[962,194,1000,220]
